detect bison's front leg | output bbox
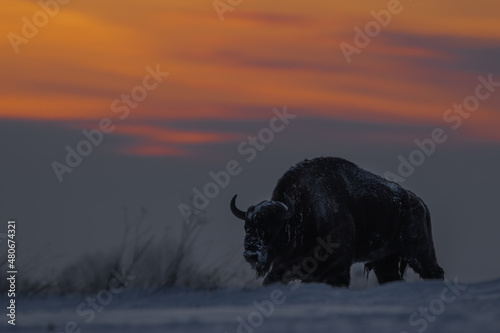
[262,268,287,286]
[263,264,305,286]
[366,254,404,284]
[322,258,352,287]
[324,273,350,287]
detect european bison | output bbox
[230,157,444,287]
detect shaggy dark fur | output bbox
[231,157,444,287]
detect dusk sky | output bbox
[1,1,499,283]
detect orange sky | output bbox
[1,0,499,155]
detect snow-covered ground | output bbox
[3,278,500,333]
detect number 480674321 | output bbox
[8,221,15,239]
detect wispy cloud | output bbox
[1,1,498,156]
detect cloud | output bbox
[112,124,242,156]
[229,11,311,26]
[1,1,499,154]
[378,31,500,75]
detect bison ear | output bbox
[230,195,246,220]
[280,193,295,221]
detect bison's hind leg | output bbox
[401,199,445,281]
[407,258,444,280]
[366,255,404,285]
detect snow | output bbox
[341,164,403,201]
[244,248,267,266]
[3,278,499,333]
[247,201,288,221]
[243,231,268,268]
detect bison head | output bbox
[230,194,294,276]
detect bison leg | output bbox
[323,257,352,287]
[324,271,350,287]
[264,261,351,288]
[401,199,445,280]
[262,269,286,286]
[407,258,444,280]
[367,255,404,284]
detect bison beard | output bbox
[231,157,444,287]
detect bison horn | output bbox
[230,195,246,220]
[280,193,295,221]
